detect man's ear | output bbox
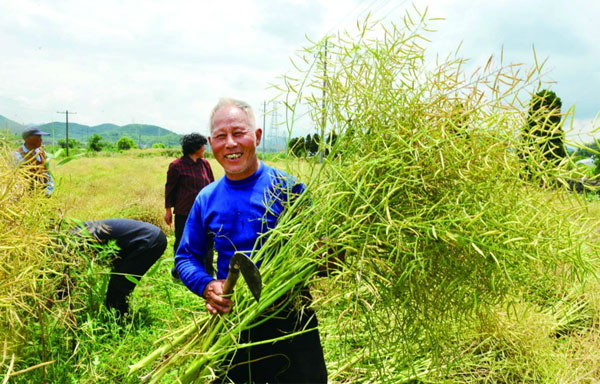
[255,128,263,146]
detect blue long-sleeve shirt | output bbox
[175,162,305,298]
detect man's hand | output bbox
[164,208,173,227]
[203,280,233,315]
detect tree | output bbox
[574,142,600,159]
[325,132,338,155]
[58,138,81,149]
[117,136,137,150]
[288,137,298,155]
[310,133,320,154]
[593,156,600,176]
[288,136,306,157]
[522,90,566,164]
[152,142,166,149]
[88,134,104,152]
[305,134,313,154]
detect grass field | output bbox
[3,145,600,382]
[52,154,219,232]
[51,152,298,231]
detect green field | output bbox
[1,148,600,383]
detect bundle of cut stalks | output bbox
[132,10,600,382]
[0,138,58,377]
[0,138,90,380]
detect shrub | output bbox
[117,136,137,150]
[88,134,104,152]
[58,138,81,149]
[520,89,567,173]
[151,142,166,149]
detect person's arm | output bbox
[45,171,54,196]
[40,148,54,195]
[164,162,178,226]
[14,150,24,165]
[164,208,173,227]
[175,198,232,314]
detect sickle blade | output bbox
[231,252,262,302]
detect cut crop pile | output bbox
[0,139,72,378]
[0,138,120,382]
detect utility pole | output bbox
[271,101,279,151]
[57,110,76,156]
[262,101,267,159]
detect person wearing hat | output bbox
[14,127,54,195]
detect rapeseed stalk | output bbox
[134,8,600,382]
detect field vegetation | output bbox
[3,8,600,384]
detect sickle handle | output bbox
[223,263,240,296]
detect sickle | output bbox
[222,252,262,302]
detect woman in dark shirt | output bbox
[165,133,214,276]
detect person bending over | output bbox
[82,219,167,316]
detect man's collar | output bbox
[22,144,39,153]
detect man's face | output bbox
[209,105,262,180]
[25,135,43,149]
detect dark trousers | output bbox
[105,232,167,314]
[174,214,188,254]
[222,302,328,383]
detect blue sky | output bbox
[1,0,598,142]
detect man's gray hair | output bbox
[209,98,256,132]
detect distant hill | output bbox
[0,115,26,136]
[92,123,120,131]
[36,122,181,148]
[1,114,181,147]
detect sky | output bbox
[1,0,598,142]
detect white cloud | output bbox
[0,0,599,141]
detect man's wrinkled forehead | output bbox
[210,105,255,134]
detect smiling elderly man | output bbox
[14,127,54,195]
[175,98,327,383]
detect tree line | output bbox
[286,90,596,177]
[287,132,338,157]
[55,134,167,152]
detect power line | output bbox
[373,0,412,24]
[271,101,280,151]
[325,0,375,36]
[367,0,397,19]
[325,0,411,38]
